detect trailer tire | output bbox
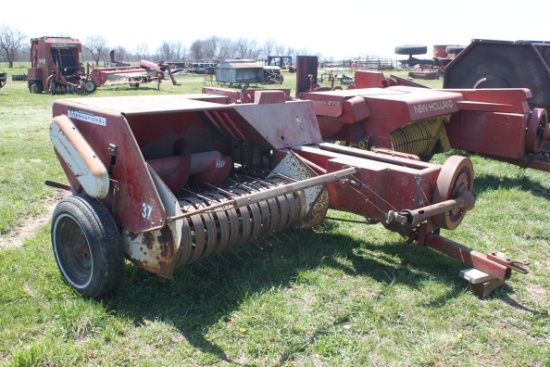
[84,78,97,94]
[51,195,124,298]
[395,45,428,56]
[29,81,43,94]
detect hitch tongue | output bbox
[488,252,530,274]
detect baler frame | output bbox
[46,91,528,299]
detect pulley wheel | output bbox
[525,108,549,153]
[431,156,474,230]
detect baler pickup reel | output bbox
[46,92,528,298]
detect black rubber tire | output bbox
[51,195,124,298]
[395,45,428,55]
[84,78,97,93]
[446,45,465,55]
[29,81,43,94]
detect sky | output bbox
[4,0,550,60]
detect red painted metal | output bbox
[48,90,527,296]
[423,233,510,280]
[88,59,181,90]
[27,36,88,94]
[293,55,550,172]
[304,86,463,151]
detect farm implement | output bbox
[47,91,528,299]
[291,56,550,172]
[27,36,180,95]
[87,58,181,91]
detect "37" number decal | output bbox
[141,203,153,220]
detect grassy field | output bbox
[0,63,549,367]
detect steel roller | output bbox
[174,177,306,267]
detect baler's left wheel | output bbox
[431,156,474,230]
[51,195,124,298]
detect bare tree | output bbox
[216,38,234,60]
[112,46,128,62]
[246,39,259,59]
[171,40,185,61]
[135,43,150,61]
[189,39,206,60]
[235,38,251,59]
[204,36,219,59]
[262,39,277,57]
[157,41,173,61]
[84,35,108,66]
[155,41,183,62]
[0,25,27,68]
[274,44,286,55]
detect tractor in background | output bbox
[27,37,181,95]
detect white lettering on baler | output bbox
[312,100,341,107]
[68,110,106,126]
[142,203,153,220]
[413,100,454,114]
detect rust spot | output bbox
[295,187,330,229]
[157,226,175,258]
[141,232,155,249]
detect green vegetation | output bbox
[1,64,549,367]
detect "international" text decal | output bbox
[68,110,106,126]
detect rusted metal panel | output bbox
[231,100,323,149]
[50,116,110,198]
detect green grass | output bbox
[0,64,549,367]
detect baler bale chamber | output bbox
[46,92,527,298]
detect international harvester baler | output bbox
[47,91,528,299]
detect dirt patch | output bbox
[0,190,69,250]
[526,283,549,306]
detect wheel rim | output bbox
[85,80,96,93]
[53,213,93,289]
[431,156,474,230]
[526,109,548,153]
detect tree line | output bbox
[0,24,315,68]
